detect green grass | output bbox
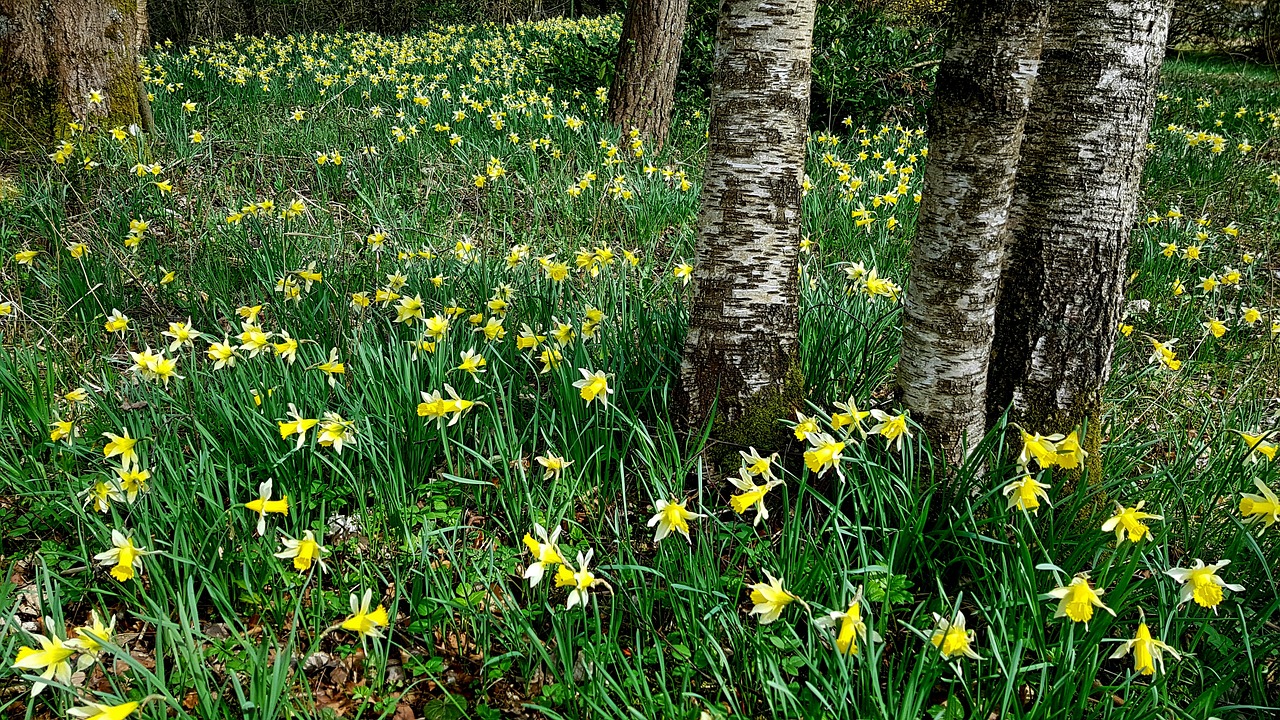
[1,19,1278,720]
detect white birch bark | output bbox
[989,0,1173,447]
[898,0,1048,460]
[679,0,817,429]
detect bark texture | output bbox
[0,0,143,149]
[679,0,817,433]
[607,0,690,149]
[988,0,1172,449]
[898,0,1048,461]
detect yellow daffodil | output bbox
[278,404,319,449]
[816,589,878,655]
[554,550,607,609]
[522,523,564,587]
[11,623,78,696]
[573,368,611,405]
[1235,429,1277,463]
[729,468,780,526]
[94,529,150,582]
[1047,573,1114,626]
[104,309,129,334]
[1110,611,1179,676]
[317,411,356,452]
[245,478,288,536]
[1003,475,1052,514]
[647,498,705,543]
[803,431,845,478]
[275,530,329,572]
[930,610,981,661]
[314,348,345,387]
[739,446,778,481]
[341,589,389,638]
[113,465,151,503]
[1166,559,1243,611]
[747,571,795,624]
[102,429,138,469]
[792,412,820,440]
[869,409,912,450]
[1018,429,1063,468]
[535,453,572,480]
[68,700,141,720]
[1239,479,1279,532]
[1102,501,1162,543]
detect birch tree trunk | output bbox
[898,0,1047,461]
[0,0,143,149]
[607,0,690,149]
[987,0,1172,470]
[679,0,817,435]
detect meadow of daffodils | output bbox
[1,18,1278,720]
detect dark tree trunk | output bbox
[898,0,1048,461]
[0,0,144,149]
[1266,0,1280,64]
[679,0,817,437]
[987,0,1172,472]
[607,0,690,150]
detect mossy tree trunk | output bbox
[679,0,817,439]
[0,0,144,149]
[607,0,690,150]
[987,0,1173,476]
[898,0,1047,463]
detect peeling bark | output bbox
[679,0,817,432]
[0,0,143,148]
[607,0,689,150]
[898,0,1048,461]
[988,0,1172,452]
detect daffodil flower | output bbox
[815,588,879,655]
[1047,573,1114,627]
[314,348,345,387]
[729,468,781,526]
[522,523,564,587]
[317,412,356,452]
[245,479,288,536]
[275,530,329,572]
[930,610,981,661]
[1003,475,1051,514]
[1110,613,1180,676]
[341,589,390,638]
[792,412,820,440]
[278,404,319,450]
[554,550,607,609]
[1165,559,1243,611]
[72,610,116,667]
[80,478,122,513]
[573,368,611,405]
[739,446,778,481]
[1239,479,1279,532]
[1235,429,1277,463]
[869,409,912,450]
[1101,501,1162,544]
[114,465,151,503]
[535,453,572,480]
[102,429,139,470]
[747,571,795,624]
[1018,429,1064,469]
[11,621,79,696]
[803,431,845,478]
[647,498,705,543]
[67,700,141,720]
[94,530,150,582]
